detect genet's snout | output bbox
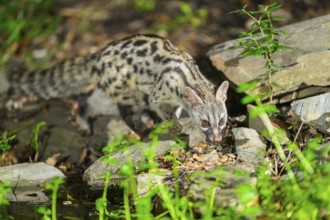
[212,132,222,142]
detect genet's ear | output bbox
[216,81,229,102]
[185,87,204,107]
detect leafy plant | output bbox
[0,131,16,162]
[176,2,208,27]
[95,135,122,219]
[0,181,12,219]
[157,2,208,32]
[31,121,46,162]
[37,176,65,220]
[0,0,60,66]
[0,181,11,206]
[232,2,290,103]
[233,3,299,182]
[133,0,156,12]
[230,3,329,219]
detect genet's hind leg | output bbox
[117,104,139,132]
[117,104,153,138]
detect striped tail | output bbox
[6,56,95,99]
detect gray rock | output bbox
[136,171,171,196]
[207,15,330,103]
[0,162,65,187]
[188,165,251,208]
[5,188,49,203]
[232,127,267,166]
[200,150,220,163]
[83,140,178,189]
[291,93,330,134]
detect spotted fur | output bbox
[7,34,229,142]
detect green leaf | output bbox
[241,95,256,105]
[179,2,193,16]
[277,30,288,36]
[249,106,265,118]
[271,16,286,21]
[268,2,282,11]
[264,104,279,114]
[197,8,208,17]
[271,82,281,88]
[236,81,258,93]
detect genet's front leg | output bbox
[152,103,182,134]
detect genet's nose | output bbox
[213,133,222,142]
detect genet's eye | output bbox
[219,118,225,126]
[201,120,210,128]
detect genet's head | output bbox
[185,81,229,143]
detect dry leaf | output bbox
[45,153,61,166]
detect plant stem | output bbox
[264,51,274,103]
[255,99,297,186]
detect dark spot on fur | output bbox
[92,66,102,76]
[150,41,158,55]
[127,57,133,65]
[133,64,138,73]
[134,39,147,46]
[143,94,149,105]
[121,40,132,49]
[137,48,148,57]
[102,50,111,56]
[121,51,128,59]
[153,54,164,63]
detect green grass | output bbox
[0,0,61,67]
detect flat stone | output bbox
[83,140,178,189]
[188,165,251,208]
[207,15,330,103]
[136,170,171,196]
[200,150,220,163]
[0,162,65,187]
[5,189,49,202]
[291,93,330,134]
[232,127,267,166]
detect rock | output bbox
[5,189,49,202]
[136,170,171,196]
[188,165,251,208]
[207,14,330,103]
[0,162,65,187]
[232,127,267,166]
[200,150,219,163]
[1,100,110,163]
[83,140,178,189]
[291,93,330,134]
[247,105,290,145]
